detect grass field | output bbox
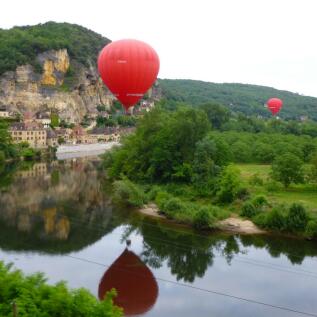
[236,164,317,213]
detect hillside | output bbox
[158,79,317,120]
[0,22,113,123]
[0,21,110,75]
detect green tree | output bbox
[199,103,230,130]
[50,113,59,127]
[106,106,210,182]
[216,164,241,203]
[286,203,309,232]
[231,141,251,162]
[58,136,65,144]
[271,153,304,188]
[310,152,317,183]
[0,261,122,317]
[97,105,106,112]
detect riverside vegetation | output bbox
[103,101,317,239]
[0,261,122,317]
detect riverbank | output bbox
[56,142,119,160]
[139,203,266,235]
[111,178,317,239]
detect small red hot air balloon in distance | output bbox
[98,248,158,316]
[266,98,283,115]
[98,39,160,112]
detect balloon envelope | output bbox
[267,98,283,115]
[98,39,160,111]
[98,249,158,315]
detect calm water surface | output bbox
[0,159,317,317]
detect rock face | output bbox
[0,49,113,123]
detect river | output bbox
[0,159,317,317]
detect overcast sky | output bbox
[1,0,317,96]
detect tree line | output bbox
[104,102,317,238]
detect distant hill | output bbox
[0,21,110,74]
[158,79,317,120]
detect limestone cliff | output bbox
[0,49,113,123]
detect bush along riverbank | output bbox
[0,261,122,317]
[103,105,317,239]
[110,178,317,238]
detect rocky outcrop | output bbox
[0,49,113,123]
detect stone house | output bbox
[47,129,58,147]
[10,121,47,148]
[54,128,73,144]
[80,127,121,144]
[35,111,51,128]
[0,106,10,118]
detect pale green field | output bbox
[236,164,317,213]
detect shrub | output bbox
[271,153,304,188]
[286,203,309,232]
[146,185,161,201]
[305,220,317,239]
[236,187,250,200]
[252,212,267,227]
[265,207,287,231]
[113,178,146,207]
[209,205,230,220]
[164,197,184,215]
[251,195,268,208]
[240,201,259,218]
[249,173,264,186]
[21,148,39,160]
[216,164,241,203]
[155,191,172,211]
[265,179,283,192]
[193,207,216,230]
[0,261,122,317]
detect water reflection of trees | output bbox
[0,159,115,254]
[125,218,243,283]
[240,235,317,265]
[122,217,317,283]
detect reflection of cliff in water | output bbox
[0,159,115,254]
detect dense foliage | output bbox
[0,261,122,317]
[271,153,304,187]
[105,107,211,182]
[158,79,317,120]
[104,103,317,238]
[0,22,110,74]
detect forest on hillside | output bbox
[158,79,317,120]
[0,22,110,74]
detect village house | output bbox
[46,129,58,147]
[35,111,51,128]
[10,121,47,148]
[0,106,10,118]
[54,128,73,144]
[132,100,155,115]
[80,126,120,144]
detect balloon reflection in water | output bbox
[99,248,158,316]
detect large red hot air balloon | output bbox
[266,98,283,115]
[98,39,160,112]
[99,248,158,315]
